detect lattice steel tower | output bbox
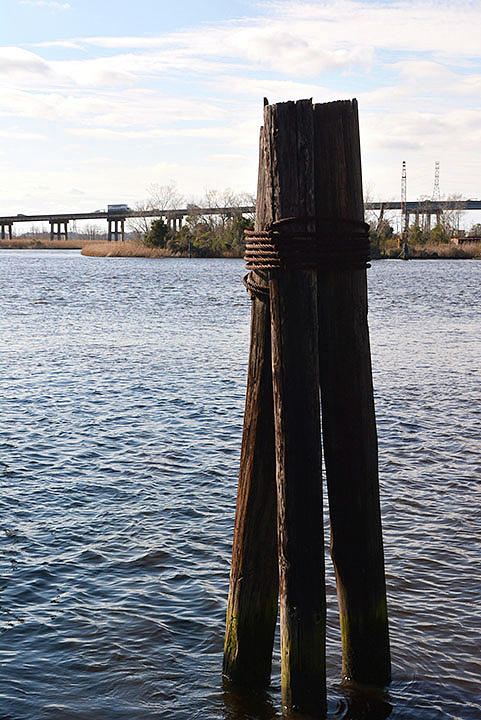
[432,161,440,201]
[401,160,407,236]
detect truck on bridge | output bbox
[108,204,130,213]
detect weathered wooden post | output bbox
[223,126,279,689]
[224,97,390,717]
[227,99,327,717]
[314,100,391,686]
[265,100,326,716]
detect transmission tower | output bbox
[401,160,407,236]
[432,161,440,201]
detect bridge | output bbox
[1,200,480,241]
[367,199,481,232]
[0,206,254,241]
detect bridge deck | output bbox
[1,201,480,226]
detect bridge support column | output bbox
[108,218,122,241]
[1,223,13,240]
[49,220,69,241]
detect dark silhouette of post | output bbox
[266,100,326,716]
[224,97,390,718]
[223,126,279,689]
[314,99,391,686]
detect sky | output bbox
[1,0,481,217]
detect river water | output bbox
[1,251,480,720]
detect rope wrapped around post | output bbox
[243,216,370,297]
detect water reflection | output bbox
[222,684,279,720]
[221,682,392,720]
[334,686,392,720]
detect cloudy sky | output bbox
[1,0,480,215]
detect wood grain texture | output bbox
[223,126,278,688]
[267,99,326,717]
[314,99,391,686]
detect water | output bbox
[1,251,480,720]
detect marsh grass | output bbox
[410,241,481,259]
[81,241,172,258]
[0,237,95,250]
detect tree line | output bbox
[130,185,254,257]
[131,183,481,259]
[367,201,481,258]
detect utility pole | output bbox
[401,161,408,249]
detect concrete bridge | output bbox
[367,199,481,232]
[1,200,480,241]
[0,206,255,241]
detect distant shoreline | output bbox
[0,238,95,251]
[2,237,480,260]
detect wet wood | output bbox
[267,100,326,717]
[223,128,278,688]
[313,99,391,686]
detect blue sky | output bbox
[1,0,481,220]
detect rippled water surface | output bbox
[1,251,480,720]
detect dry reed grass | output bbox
[410,242,481,259]
[0,237,99,250]
[81,241,171,258]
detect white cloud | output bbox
[20,1,71,9]
[0,128,45,141]
[0,47,52,79]
[2,0,481,210]
[37,0,481,66]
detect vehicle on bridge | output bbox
[108,204,130,213]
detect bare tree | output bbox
[440,193,466,237]
[128,181,184,238]
[148,182,184,211]
[84,224,103,242]
[364,182,396,233]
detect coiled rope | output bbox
[243,216,370,298]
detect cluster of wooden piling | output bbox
[223,98,390,718]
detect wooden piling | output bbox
[267,100,326,717]
[313,100,391,686]
[224,96,390,713]
[223,128,278,688]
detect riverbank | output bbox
[375,241,481,260]
[409,241,481,259]
[81,240,243,258]
[81,240,172,258]
[0,237,85,250]
[0,237,97,250]
[4,237,481,259]
[83,239,481,260]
